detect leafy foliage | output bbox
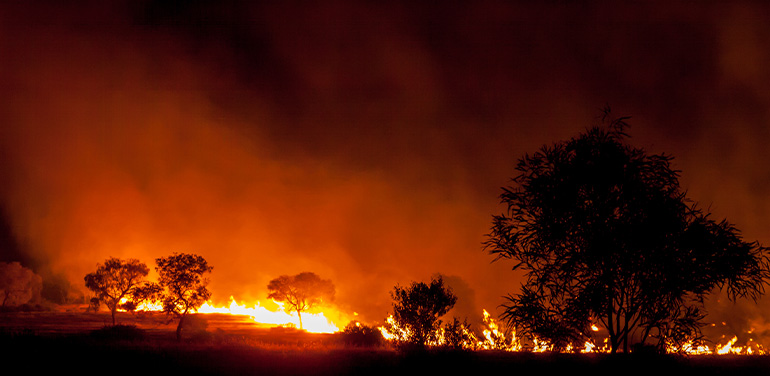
[84,258,149,325]
[267,272,335,330]
[151,253,212,340]
[340,320,384,347]
[485,111,770,353]
[388,276,457,348]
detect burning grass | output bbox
[2,330,770,376]
[2,309,770,375]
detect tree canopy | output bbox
[267,272,335,330]
[485,113,770,353]
[150,253,213,340]
[387,276,457,348]
[84,257,149,325]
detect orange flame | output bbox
[376,309,765,355]
[121,296,344,333]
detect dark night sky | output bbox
[1,1,770,333]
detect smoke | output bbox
[0,262,43,307]
[439,274,482,326]
[1,0,769,336]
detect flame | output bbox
[479,309,522,351]
[375,309,766,355]
[580,341,595,353]
[667,335,765,355]
[531,336,552,352]
[118,299,770,353]
[120,296,342,333]
[716,336,739,355]
[377,309,523,351]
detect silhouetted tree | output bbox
[341,320,384,347]
[485,110,770,353]
[267,272,335,330]
[387,276,457,348]
[84,258,149,325]
[151,253,212,341]
[87,297,100,312]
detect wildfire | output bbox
[120,297,343,333]
[376,309,765,355]
[378,309,523,351]
[120,298,766,353]
[716,336,739,355]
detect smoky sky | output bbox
[1,0,770,328]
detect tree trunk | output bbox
[297,311,303,330]
[176,314,185,341]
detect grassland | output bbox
[2,309,770,375]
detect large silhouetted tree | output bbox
[485,111,770,353]
[84,258,149,325]
[267,272,335,330]
[152,253,212,341]
[387,276,457,348]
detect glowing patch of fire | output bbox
[120,297,341,333]
[198,298,340,333]
[377,309,765,355]
[120,298,766,353]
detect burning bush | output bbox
[384,276,457,349]
[442,317,476,350]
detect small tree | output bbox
[387,276,457,348]
[485,111,770,352]
[153,253,212,341]
[266,272,335,330]
[84,258,149,325]
[341,321,384,347]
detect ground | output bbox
[2,308,770,375]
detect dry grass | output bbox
[2,310,770,375]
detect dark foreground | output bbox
[2,310,770,375]
[4,335,770,376]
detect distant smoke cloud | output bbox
[0,262,43,307]
[0,1,769,339]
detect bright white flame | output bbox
[197,298,340,333]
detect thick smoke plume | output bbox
[1,1,770,336]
